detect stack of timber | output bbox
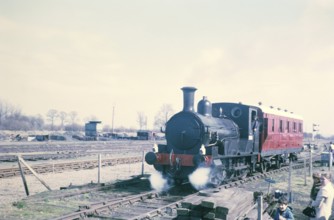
[176,187,273,220]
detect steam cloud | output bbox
[149,171,168,192]
[188,167,211,190]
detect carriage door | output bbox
[249,109,259,152]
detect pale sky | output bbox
[0,1,333,136]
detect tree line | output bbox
[0,99,175,132]
[1,98,333,139]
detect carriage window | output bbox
[251,111,257,121]
[271,119,275,132]
[279,120,283,132]
[293,122,296,132]
[299,123,303,132]
[287,121,290,133]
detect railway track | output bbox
[0,148,150,163]
[51,191,186,220]
[0,156,143,179]
[49,159,319,220]
[0,140,158,162]
[0,140,157,154]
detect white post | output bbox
[98,154,101,184]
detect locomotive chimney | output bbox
[181,87,197,112]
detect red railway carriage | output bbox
[260,106,303,156]
[145,87,303,186]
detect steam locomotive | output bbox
[145,87,303,186]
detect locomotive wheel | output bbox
[290,154,297,161]
[260,162,268,173]
[276,160,281,169]
[238,169,248,180]
[174,179,183,186]
[209,170,225,187]
[210,177,222,188]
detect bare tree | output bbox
[0,99,11,127]
[153,104,174,130]
[68,111,78,131]
[0,98,45,130]
[58,111,67,130]
[9,105,23,122]
[29,114,44,130]
[137,111,147,130]
[46,109,58,130]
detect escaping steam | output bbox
[149,171,168,192]
[188,167,211,190]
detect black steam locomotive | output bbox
[145,87,303,186]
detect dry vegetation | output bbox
[0,161,156,220]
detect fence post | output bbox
[52,160,55,174]
[329,151,332,172]
[18,156,52,191]
[288,160,292,203]
[98,154,101,184]
[18,156,29,196]
[309,150,313,177]
[141,150,145,176]
[257,195,263,220]
[304,158,307,186]
[267,177,272,194]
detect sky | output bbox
[0,0,333,136]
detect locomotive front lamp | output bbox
[199,144,206,155]
[152,143,158,153]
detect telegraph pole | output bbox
[111,106,115,135]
